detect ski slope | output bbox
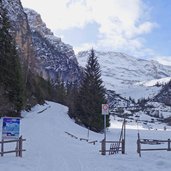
[0,101,171,171]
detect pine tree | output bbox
[66,81,79,118]
[75,49,109,132]
[55,75,66,105]
[0,6,24,116]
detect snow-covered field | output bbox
[0,101,171,171]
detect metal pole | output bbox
[104,114,106,155]
[104,114,106,140]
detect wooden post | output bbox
[1,139,4,157]
[123,119,126,143]
[168,139,171,151]
[122,139,125,154]
[123,119,126,154]
[19,136,23,157]
[137,133,141,157]
[16,140,19,157]
[101,139,106,155]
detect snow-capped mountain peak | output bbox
[77,50,171,99]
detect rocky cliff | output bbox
[24,8,82,83]
[1,0,82,84]
[2,0,35,75]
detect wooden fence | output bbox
[0,136,26,157]
[100,139,125,155]
[137,137,171,157]
[100,118,126,155]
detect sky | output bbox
[21,0,171,61]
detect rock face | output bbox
[2,0,35,73]
[24,8,82,83]
[1,0,82,84]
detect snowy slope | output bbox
[136,77,171,87]
[77,50,171,100]
[0,102,171,171]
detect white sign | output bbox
[2,117,20,139]
[102,104,109,115]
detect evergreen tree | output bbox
[55,75,66,105]
[75,49,109,132]
[66,81,79,118]
[0,6,24,116]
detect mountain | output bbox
[24,8,82,83]
[77,50,171,100]
[2,0,82,84]
[0,0,82,116]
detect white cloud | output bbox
[153,56,171,66]
[21,0,93,29]
[21,0,158,57]
[74,42,96,54]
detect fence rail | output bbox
[0,136,26,157]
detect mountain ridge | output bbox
[77,50,171,99]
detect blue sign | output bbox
[2,117,20,139]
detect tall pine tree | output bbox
[0,5,24,116]
[75,49,109,132]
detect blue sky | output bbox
[21,0,171,61]
[143,0,171,57]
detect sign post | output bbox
[102,104,109,155]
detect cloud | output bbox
[21,0,158,57]
[152,56,171,66]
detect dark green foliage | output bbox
[55,75,66,105]
[153,80,171,106]
[0,8,24,116]
[137,98,149,108]
[25,73,58,107]
[70,49,109,132]
[66,81,79,118]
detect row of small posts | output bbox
[137,132,171,157]
[0,136,26,157]
[65,131,98,145]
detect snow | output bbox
[77,50,171,100]
[0,101,171,171]
[136,77,171,87]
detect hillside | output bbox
[77,50,171,100]
[0,101,171,171]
